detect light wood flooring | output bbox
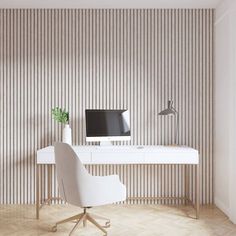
[0,204,236,236]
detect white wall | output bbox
[215,0,236,223]
[0,9,214,204]
[0,0,221,9]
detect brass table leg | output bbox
[36,164,40,219]
[48,165,52,205]
[185,165,189,205]
[196,164,200,219]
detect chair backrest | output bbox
[54,142,90,206]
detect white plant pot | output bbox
[63,124,72,145]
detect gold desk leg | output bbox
[36,164,40,219]
[48,165,52,205]
[185,165,189,205]
[196,164,200,219]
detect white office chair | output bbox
[52,142,126,236]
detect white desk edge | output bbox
[36,145,199,165]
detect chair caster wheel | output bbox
[52,225,57,232]
[104,221,110,228]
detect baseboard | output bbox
[214,198,230,217]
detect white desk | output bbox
[36,145,199,219]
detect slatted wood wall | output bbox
[0,9,213,204]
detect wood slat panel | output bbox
[0,9,213,204]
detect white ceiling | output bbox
[0,0,222,9]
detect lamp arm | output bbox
[172,107,178,113]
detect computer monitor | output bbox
[85,109,131,145]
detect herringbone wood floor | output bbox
[0,204,236,236]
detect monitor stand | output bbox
[99,141,113,146]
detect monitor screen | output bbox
[85,109,131,141]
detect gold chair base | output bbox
[52,208,110,236]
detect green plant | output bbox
[51,107,69,124]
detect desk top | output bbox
[37,145,199,165]
[38,145,197,152]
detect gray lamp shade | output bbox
[158,100,177,115]
[158,100,179,145]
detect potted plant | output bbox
[52,107,72,145]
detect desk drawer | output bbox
[37,152,55,164]
[92,152,144,164]
[144,152,198,164]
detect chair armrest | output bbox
[80,174,126,206]
[90,174,124,193]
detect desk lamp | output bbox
[158,100,179,145]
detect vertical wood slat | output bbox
[0,9,213,204]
